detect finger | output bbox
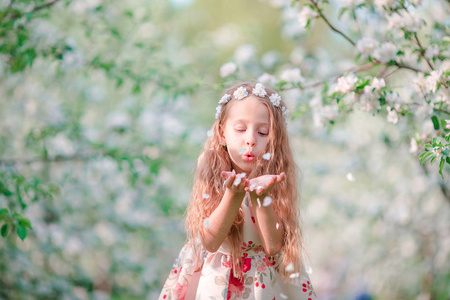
[225,174,236,188]
[278,172,286,182]
[238,176,247,190]
[221,171,233,179]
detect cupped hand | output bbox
[221,171,249,196]
[245,172,285,197]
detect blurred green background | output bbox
[0,0,449,299]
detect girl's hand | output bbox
[245,172,285,198]
[221,171,248,196]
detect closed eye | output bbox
[259,132,268,136]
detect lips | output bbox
[242,151,255,162]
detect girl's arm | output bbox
[247,173,285,256]
[200,173,248,253]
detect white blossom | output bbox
[413,73,427,93]
[107,111,130,130]
[219,62,237,78]
[425,44,440,60]
[425,70,442,94]
[215,105,223,119]
[261,51,280,69]
[445,120,450,130]
[234,44,256,64]
[219,94,231,104]
[269,93,282,107]
[386,106,399,124]
[356,37,379,56]
[358,93,381,113]
[280,68,304,84]
[257,73,277,86]
[61,51,85,71]
[252,83,267,97]
[335,73,358,93]
[46,133,76,158]
[364,77,386,94]
[298,6,318,28]
[387,11,423,32]
[262,153,271,160]
[373,42,398,63]
[233,86,248,100]
[401,11,422,32]
[409,138,418,153]
[439,60,450,73]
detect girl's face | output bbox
[220,95,270,174]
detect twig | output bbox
[393,61,424,73]
[413,33,435,70]
[32,0,62,12]
[310,0,356,46]
[384,67,400,79]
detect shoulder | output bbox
[197,152,205,168]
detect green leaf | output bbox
[430,156,437,165]
[1,224,8,237]
[439,157,445,179]
[356,80,370,90]
[424,143,433,148]
[446,157,450,165]
[419,151,433,159]
[431,115,440,130]
[16,224,27,241]
[338,7,347,19]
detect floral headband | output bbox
[215,83,289,124]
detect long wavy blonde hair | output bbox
[185,82,305,279]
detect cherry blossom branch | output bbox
[413,33,435,70]
[32,0,62,12]
[398,2,435,71]
[310,0,356,46]
[393,61,424,73]
[5,0,62,21]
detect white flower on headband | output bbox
[215,105,223,119]
[219,94,231,104]
[233,86,248,100]
[252,83,267,97]
[282,106,289,118]
[269,93,281,107]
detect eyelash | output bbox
[235,129,268,136]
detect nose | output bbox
[246,131,256,147]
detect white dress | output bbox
[159,195,317,300]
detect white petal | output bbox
[289,272,300,279]
[207,130,214,137]
[239,148,247,155]
[203,218,210,228]
[263,196,272,207]
[285,262,295,272]
[346,173,355,182]
[202,193,210,199]
[280,293,288,299]
[262,153,271,160]
[234,177,242,186]
[276,223,280,230]
[257,198,261,208]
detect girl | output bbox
[159,83,316,300]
